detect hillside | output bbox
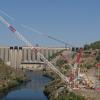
[84,41,100,50]
[44,41,100,100]
[0,59,28,98]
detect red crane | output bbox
[76,48,83,64]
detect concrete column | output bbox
[49,49,53,57]
[48,49,50,60]
[8,48,10,62]
[30,49,32,61]
[14,46,18,68]
[5,48,10,66]
[32,50,35,61]
[0,48,1,59]
[23,48,27,62]
[39,48,42,61]
[26,49,28,61]
[40,48,44,55]
[4,48,9,62]
[39,48,44,62]
[43,49,46,58]
[3,48,5,61]
[22,49,24,61]
[34,49,37,61]
[37,52,40,62]
[28,48,31,61]
[18,47,22,68]
[10,47,14,67]
[0,48,4,61]
[37,49,40,62]
[45,49,48,59]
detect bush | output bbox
[84,41,100,50]
[84,44,90,50]
[56,59,67,67]
[56,92,85,100]
[96,55,100,62]
[49,49,67,61]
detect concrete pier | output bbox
[0,46,67,68]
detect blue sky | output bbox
[0,0,100,47]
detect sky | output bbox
[0,0,100,47]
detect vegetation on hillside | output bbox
[43,41,100,100]
[44,51,85,100]
[56,92,85,100]
[0,59,28,95]
[96,50,100,62]
[48,49,67,61]
[84,41,100,50]
[43,71,85,100]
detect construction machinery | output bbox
[61,48,95,89]
[0,15,96,90]
[0,16,72,90]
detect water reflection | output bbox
[3,71,50,100]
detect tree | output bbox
[84,44,90,50]
[96,55,100,62]
[90,41,100,49]
[84,41,100,50]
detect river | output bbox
[2,70,51,100]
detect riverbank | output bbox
[3,70,51,100]
[0,59,30,99]
[0,77,29,99]
[43,70,85,100]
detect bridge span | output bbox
[0,46,68,68]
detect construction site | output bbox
[0,15,100,100]
[43,47,100,100]
[0,1,100,99]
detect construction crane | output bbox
[72,48,95,89]
[0,16,71,89]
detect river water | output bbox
[3,70,51,100]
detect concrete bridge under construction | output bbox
[0,46,67,69]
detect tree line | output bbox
[84,41,100,50]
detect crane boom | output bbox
[0,16,70,85]
[0,16,32,47]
